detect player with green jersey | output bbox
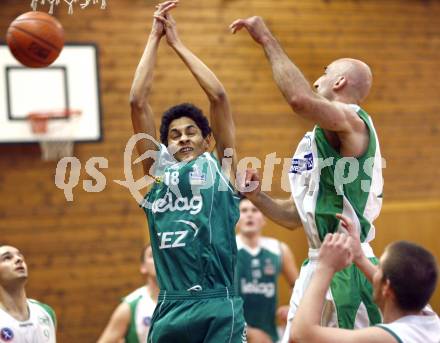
[230,16,384,343]
[130,2,245,342]
[0,244,57,343]
[236,198,298,343]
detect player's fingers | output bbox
[156,0,177,14]
[229,19,242,28]
[157,2,177,16]
[245,169,258,186]
[154,15,169,26]
[336,213,354,234]
[229,20,245,33]
[157,0,178,9]
[324,233,334,244]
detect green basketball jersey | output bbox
[142,148,240,291]
[236,235,282,342]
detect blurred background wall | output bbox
[0,0,439,341]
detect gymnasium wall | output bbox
[1,0,439,341]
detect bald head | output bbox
[330,58,373,102]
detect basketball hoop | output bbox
[27,109,82,161]
[30,0,107,15]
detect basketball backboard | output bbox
[0,43,102,143]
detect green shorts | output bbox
[148,287,247,343]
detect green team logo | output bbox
[38,315,50,326]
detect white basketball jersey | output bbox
[377,306,440,343]
[123,286,156,343]
[288,105,383,249]
[0,299,56,343]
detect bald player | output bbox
[230,16,384,342]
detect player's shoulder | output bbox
[123,286,147,303]
[28,298,57,326]
[260,237,282,256]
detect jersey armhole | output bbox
[375,325,403,343]
[122,296,139,341]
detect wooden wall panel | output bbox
[0,0,439,341]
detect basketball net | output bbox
[27,109,82,161]
[30,0,107,15]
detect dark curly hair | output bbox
[160,103,211,145]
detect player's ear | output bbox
[333,76,346,90]
[382,278,393,298]
[140,264,148,275]
[203,132,213,150]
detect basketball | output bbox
[6,11,64,68]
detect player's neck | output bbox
[333,93,359,105]
[0,284,28,320]
[240,233,260,249]
[146,276,160,302]
[382,300,422,323]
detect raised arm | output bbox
[241,169,301,230]
[291,234,394,343]
[229,16,358,133]
[336,213,378,283]
[157,11,236,170]
[129,1,178,176]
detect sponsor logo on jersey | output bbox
[252,269,262,279]
[158,230,188,249]
[251,259,260,268]
[39,315,50,326]
[151,193,203,215]
[143,316,152,326]
[290,152,314,174]
[241,279,275,298]
[43,329,50,340]
[264,259,276,275]
[0,328,13,341]
[189,165,207,186]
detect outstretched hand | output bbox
[151,0,178,38]
[229,16,271,45]
[153,0,181,47]
[336,213,363,263]
[318,233,353,273]
[237,168,262,200]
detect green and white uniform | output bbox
[122,287,156,343]
[282,105,383,342]
[236,236,282,343]
[376,306,440,343]
[0,299,56,343]
[142,146,246,343]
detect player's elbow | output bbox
[288,94,309,113]
[129,93,146,113]
[208,88,227,104]
[290,325,310,343]
[291,321,323,343]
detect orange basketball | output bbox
[6,11,64,68]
